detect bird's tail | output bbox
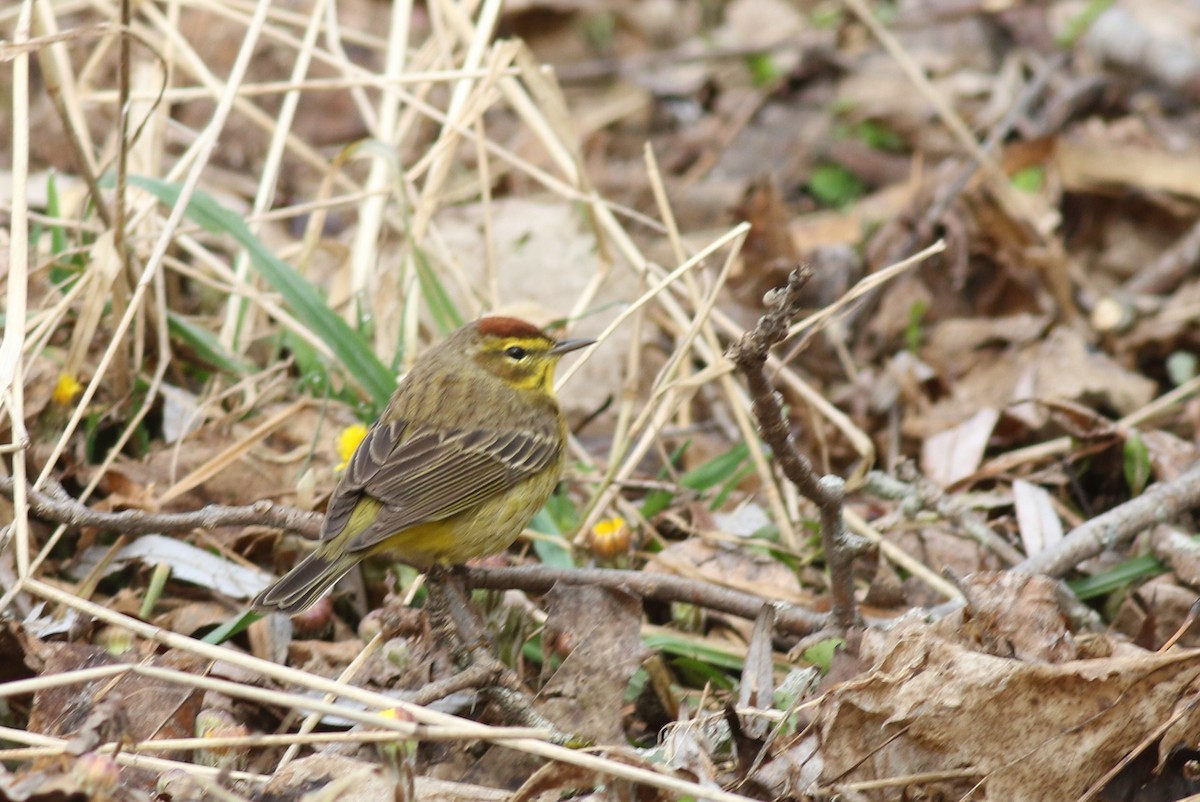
[253,549,359,615]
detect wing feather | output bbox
[321,420,408,541]
[320,416,562,554]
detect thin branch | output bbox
[1017,459,1200,577]
[0,475,322,538]
[727,266,865,630]
[865,469,1025,566]
[0,475,825,635]
[462,565,827,636]
[1123,214,1200,296]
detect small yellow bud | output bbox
[376,708,418,762]
[336,423,369,470]
[589,516,631,559]
[53,373,83,405]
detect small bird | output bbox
[254,317,593,615]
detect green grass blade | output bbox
[681,442,751,493]
[127,175,396,407]
[201,609,262,644]
[167,311,253,376]
[642,630,747,671]
[412,247,464,335]
[1068,554,1165,601]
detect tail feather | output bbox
[253,550,358,615]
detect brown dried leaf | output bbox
[908,327,1156,438]
[662,705,721,791]
[815,627,1200,800]
[27,643,204,752]
[924,313,1051,378]
[1042,398,1121,441]
[1112,575,1200,652]
[1057,143,1200,200]
[735,605,776,741]
[1139,429,1200,482]
[730,177,798,304]
[0,754,120,802]
[1077,2,1200,99]
[948,572,1076,663]
[1125,280,1200,348]
[645,539,808,606]
[1152,526,1200,591]
[891,524,1003,608]
[257,755,392,802]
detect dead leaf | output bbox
[663,705,721,792]
[909,327,1157,438]
[257,755,391,802]
[891,524,1004,608]
[152,602,237,640]
[70,535,274,601]
[1057,143,1200,200]
[1114,574,1200,652]
[1012,479,1063,558]
[0,752,121,802]
[27,644,204,752]
[813,626,1200,800]
[1140,429,1200,482]
[920,407,999,487]
[645,539,808,606]
[924,313,1052,378]
[1152,526,1200,591]
[511,763,605,802]
[948,572,1076,663]
[730,176,799,304]
[734,605,775,740]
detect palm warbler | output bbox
[254,317,593,614]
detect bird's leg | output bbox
[423,566,507,680]
[419,566,585,745]
[422,566,459,654]
[441,569,523,690]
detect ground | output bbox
[2,1,1200,800]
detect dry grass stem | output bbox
[1,2,33,583]
[14,578,763,802]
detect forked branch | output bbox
[727,265,866,630]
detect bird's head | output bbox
[468,316,593,393]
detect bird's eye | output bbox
[505,345,528,360]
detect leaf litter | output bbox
[4,0,1200,800]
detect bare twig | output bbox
[1123,215,1200,296]
[1017,460,1200,577]
[463,565,827,636]
[0,475,827,635]
[865,469,1025,566]
[726,266,866,630]
[0,475,322,538]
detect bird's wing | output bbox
[320,419,407,543]
[320,418,562,552]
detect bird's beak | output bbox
[549,337,595,356]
